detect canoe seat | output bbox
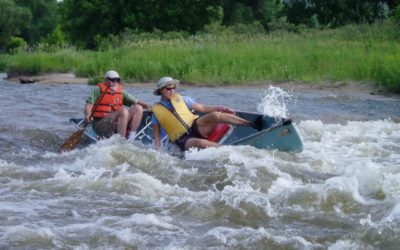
[207,123,233,143]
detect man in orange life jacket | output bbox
[84,70,149,141]
[151,76,262,151]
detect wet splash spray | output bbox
[257,86,291,118]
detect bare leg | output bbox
[110,108,129,137]
[196,111,250,138]
[185,137,220,150]
[127,104,144,133]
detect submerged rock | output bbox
[19,77,36,84]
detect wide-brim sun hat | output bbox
[104,70,120,80]
[153,76,180,95]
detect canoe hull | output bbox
[69,110,303,152]
[229,123,303,152]
[216,111,303,152]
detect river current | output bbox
[1,73,399,249]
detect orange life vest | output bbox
[92,83,123,118]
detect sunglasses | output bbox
[108,78,120,83]
[164,86,176,91]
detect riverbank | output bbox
[6,72,88,85]
[5,72,397,98]
[1,21,399,93]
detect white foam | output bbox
[382,173,400,200]
[385,202,400,222]
[257,86,291,118]
[359,214,375,227]
[115,228,144,246]
[297,120,324,142]
[128,213,180,230]
[329,240,374,250]
[221,181,276,217]
[325,176,368,205]
[267,174,302,199]
[205,226,314,248]
[2,104,399,248]
[2,225,56,246]
[0,158,8,166]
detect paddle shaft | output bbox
[59,85,111,152]
[85,85,111,127]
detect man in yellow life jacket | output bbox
[151,76,262,151]
[84,70,149,140]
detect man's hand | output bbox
[85,115,91,124]
[218,106,236,114]
[84,103,94,124]
[138,101,150,110]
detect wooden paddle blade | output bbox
[59,130,84,152]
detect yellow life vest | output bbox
[152,94,199,142]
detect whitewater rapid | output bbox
[0,76,399,248]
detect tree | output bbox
[395,4,400,21]
[282,0,313,25]
[283,0,396,28]
[14,0,59,45]
[0,0,31,49]
[256,0,285,29]
[40,25,66,51]
[60,0,222,49]
[132,0,222,33]
[220,0,284,30]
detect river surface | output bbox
[1,73,400,249]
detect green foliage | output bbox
[0,0,31,49]
[394,4,400,22]
[372,55,400,92]
[201,22,265,36]
[6,36,27,54]
[1,0,399,53]
[0,56,8,71]
[322,20,400,41]
[221,0,284,30]
[268,17,304,33]
[230,3,255,24]
[88,76,103,86]
[229,22,266,35]
[207,5,224,24]
[258,0,285,29]
[7,56,43,75]
[308,14,320,29]
[94,29,191,51]
[202,22,228,35]
[1,22,399,93]
[284,0,396,28]
[60,0,221,49]
[39,26,66,52]
[3,49,80,76]
[14,0,59,45]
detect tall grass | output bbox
[0,20,399,92]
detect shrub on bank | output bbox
[6,37,27,55]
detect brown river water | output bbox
[1,73,400,249]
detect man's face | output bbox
[107,77,120,90]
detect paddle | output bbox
[59,85,109,152]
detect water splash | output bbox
[257,86,291,118]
